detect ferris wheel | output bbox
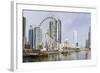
[38,16,62,50]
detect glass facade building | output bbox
[28,25,33,49]
[34,27,42,49]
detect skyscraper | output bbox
[49,20,57,41]
[88,27,91,48]
[48,18,61,50]
[85,27,91,48]
[73,30,78,44]
[23,17,26,48]
[28,25,33,49]
[73,30,78,47]
[57,19,61,43]
[34,27,42,49]
[48,19,57,49]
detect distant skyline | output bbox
[23,10,91,48]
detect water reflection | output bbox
[23,50,91,62]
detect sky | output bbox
[23,10,91,48]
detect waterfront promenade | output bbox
[23,48,90,57]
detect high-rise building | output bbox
[85,27,91,48]
[73,30,79,47]
[57,19,61,43]
[34,27,42,49]
[85,40,88,48]
[49,20,57,41]
[23,17,26,48]
[48,20,57,49]
[88,27,91,48]
[73,30,78,44]
[28,25,33,49]
[48,18,61,50]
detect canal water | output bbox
[23,50,91,62]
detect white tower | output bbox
[73,30,78,44]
